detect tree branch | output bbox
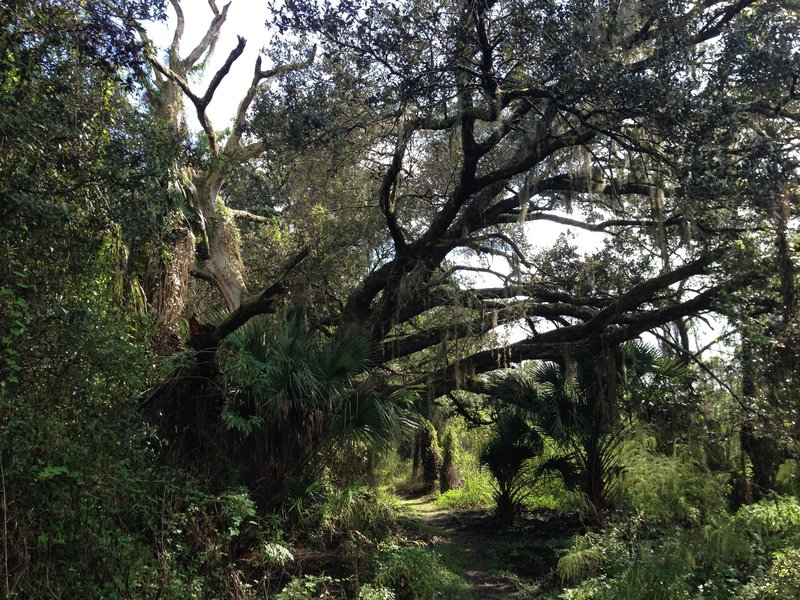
[201,36,246,109]
[168,0,184,58]
[380,299,595,363]
[496,212,681,233]
[229,209,274,223]
[226,46,317,152]
[379,121,412,251]
[213,247,310,340]
[424,282,725,400]
[183,0,231,69]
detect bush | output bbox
[619,442,729,527]
[479,411,543,526]
[558,495,800,600]
[319,484,400,543]
[359,583,398,600]
[739,547,800,599]
[374,543,441,600]
[276,574,339,599]
[776,459,800,498]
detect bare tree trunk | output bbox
[190,172,247,310]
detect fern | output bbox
[558,542,605,582]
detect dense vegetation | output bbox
[1,0,799,597]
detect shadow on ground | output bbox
[399,496,583,598]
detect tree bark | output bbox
[142,228,195,352]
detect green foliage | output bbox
[776,459,800,497]
[739,547,800,599]
[359,583,398,600]
[373,543,442,600]
[438,427,462,493]
[559,493,800,600]
[2,0,800,596]
[619,441,729,527]
[222,309,413,508]
[522,470,569,511]
[436,469,495,511]
[733,495,800,546]
[0,287,160,597]
[480,410,544,526]
[262,541,295,567]
[0,275,31,387]
[419,420,442,492]
[489,342,669,520]
[433,423,494,510]
[319,484,400,544]
[276,574,338,599]
[557,532,609,583]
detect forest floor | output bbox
[397,495,582,599]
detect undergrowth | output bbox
[558,442,800,600]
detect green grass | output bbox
[436,472,494,511]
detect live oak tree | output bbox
[130,1,798,489]
[256,0,799,394]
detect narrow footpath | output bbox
[397,496,576,599]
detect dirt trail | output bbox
[399,497,519,599]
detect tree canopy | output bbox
[1,0,799,597]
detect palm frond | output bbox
[537,455,581,491]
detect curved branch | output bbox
[425,283,725,400]
[500,212,682,233]
[168,0,184,57]
[202,36,246,109]
[226,46,317,152]
[213,247,310,340]
[380,121,412,251]
[380,300,596,362]
[184,0,231,69]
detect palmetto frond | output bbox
[490,369,538,409]
[479,409,545,525]
[486,340,677,517]
[329,384,415,453]
[537,455,581,492]
[221,306,409,507]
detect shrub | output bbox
[276,574,338,599]
[739,547,800,599]
[479,411,543,526]
[619,442,729,527]
[776,459,800,497]
[319,484,400,543]
[558,495,800,600]
[374,543,441,600]
[359,583,398,600]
